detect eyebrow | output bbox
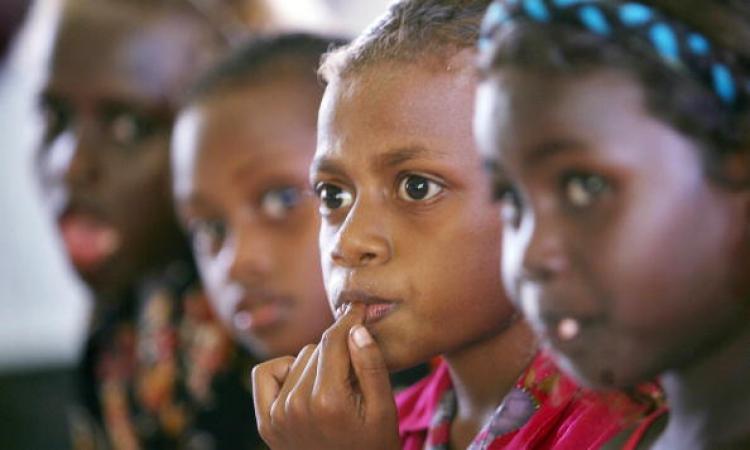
[374,145,448,170]
[310,145,450,180]
[309,156,346,179]
[522,138,589,169]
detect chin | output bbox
[559,353,643,390]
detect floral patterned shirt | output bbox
[70,263,263,450]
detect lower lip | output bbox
[541,318,596,353]
[233,303,284,333]
[364,303,396,325]
[59,214,120,273]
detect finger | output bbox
[252,356,295,433]
[272,344,317,421]
[348,324,396,421]
[315,303,366,390]
[285,346,320,419]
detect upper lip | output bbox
[334,289,400,312]
[519,286,602,328]
[57,195,108,223]
[233,286,290,313]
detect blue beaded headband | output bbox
[479,0,750,109]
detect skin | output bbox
[474,68,750,449]
[253,52,537,450]
[171,79,333,360]
[36,1,219,304]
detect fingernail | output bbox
[351,325,373,348]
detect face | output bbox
[312,53,516,372]
[36,1,216,299]
[172,81,332,359]
[475,68,750,388]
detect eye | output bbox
[189,218,227,254]
[39,97,70,141]
[495,185,522,227]
[105,110,159,147]
[397,174,444,202]
[260,186,303,220]
[314,182,354,215]
[563,173,610,208]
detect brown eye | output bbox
[397,174,443,202]
[315,183,353,214]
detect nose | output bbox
[327,198,392,269]
[227,218,274,284]
[63,122,102,188]
[520,212,569,282]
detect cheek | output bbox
[318,223,338,292]
[111,142,171,202]
[419,212,510,321]
[38,134,76,185]
[196,251,232,314]
[283,226,329,304]
[603,192,735,327]
[501,228,525,306]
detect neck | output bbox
[656,323,750,450]
[443,316,537,448]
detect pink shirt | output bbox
[396,352,651,450]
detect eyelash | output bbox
[395,173,445,204]
[314,182,354,216]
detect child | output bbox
[171,34,341,364]
[34,0,269,447]
[252,1,650,449]
[475,0,750,448]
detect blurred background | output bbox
[0,1,390,447]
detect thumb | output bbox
[348,325,395,420]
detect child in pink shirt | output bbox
[251,1,659,449]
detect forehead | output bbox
[47,2,216,105]
[173,82,319,193]
[198,80,320,147]
[316,52,478,165]
[477,69,652,164]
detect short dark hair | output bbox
[320,0,492,82]
[186,32,348,104]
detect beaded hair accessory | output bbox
[479,0,750,110]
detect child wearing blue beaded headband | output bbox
[475,0,750,448]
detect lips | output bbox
[518,285,603,352]
[334,289,400,326]
[58,210,121,273]
[232,290,290,334]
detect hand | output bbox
[252,303,401,450]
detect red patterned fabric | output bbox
[396,352,659,450]
[621,406,668,450]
